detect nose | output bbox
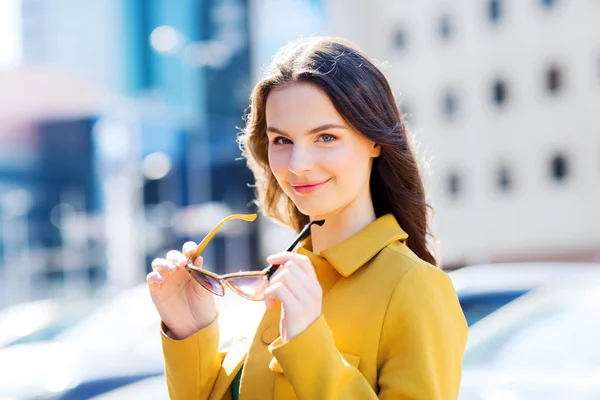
[287,144,314,175]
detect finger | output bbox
[264,281,299,311]
[263,287,278,309]
[270,258,320,299]
[263,279,279,308]
[182,241,198,258]
[271,262,319,300]
[272,261,322,307]
[267,252,317,280]
[264,270,301,308]
[146,270,165,285]
[192,255,204,269]
[166,250,186,268]
[151,258,177,276]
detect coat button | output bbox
[261,327,279,344]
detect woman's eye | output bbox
[273,136,292,145]
[318,134,336,143]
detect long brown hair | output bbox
[238,36,437,266]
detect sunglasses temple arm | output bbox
[265,219,324,279]
[189,214,257,263]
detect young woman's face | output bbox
[266,82,380,219]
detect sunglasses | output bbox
[186,213,325,301]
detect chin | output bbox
[293,199,336,220]
[285,185,343,219]
[296,199,350,221]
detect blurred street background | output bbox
[0,0,599,399]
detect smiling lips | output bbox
[290,179,330,195]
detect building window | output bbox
[550,153,569,182]
[488,0,502,24]
[442,89,459,119]
[492,79,508,106]
[394,29,406,51]
[497,165,512,191]
[546,66,564,94]
[438,15,452,39]
[447,172,462,197]
[541,0,558,9]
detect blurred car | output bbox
[0,298,95,348]
[449,262,596,326]
[0,284,265,400]
[90,262,598,399]
[459,268,600,400]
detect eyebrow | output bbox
[266,124,349,136]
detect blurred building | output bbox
[0,66,106,307]
[121,0,259,274]
[0,0,264,307]
[326,0,600,268]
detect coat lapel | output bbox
[210,250,343,399]
[209,333,253,400]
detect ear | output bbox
[371,143,381,158]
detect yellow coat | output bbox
[160,214,468,399]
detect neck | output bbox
[309,191,377,254]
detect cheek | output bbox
[322,145,371,179]
[320,152,349,175]
[268,147,289,181]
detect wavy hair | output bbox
[238,37,437,266]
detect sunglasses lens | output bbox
[226,276,269,301]
[189,270,224,296]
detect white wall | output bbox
[326,0,600,266]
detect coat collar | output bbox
[209,214,408,397]
[300,213,409,277]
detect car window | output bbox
[460,291,526,326]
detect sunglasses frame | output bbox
[186,213,325,301]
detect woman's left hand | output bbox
[263,252,323,344]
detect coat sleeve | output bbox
[160,317,227,400]
[268,265,468,400]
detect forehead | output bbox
[265,82,346,128]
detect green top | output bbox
[231,364,243,399]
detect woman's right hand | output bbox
[147,241,218,340]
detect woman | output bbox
[148,36,467,399]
